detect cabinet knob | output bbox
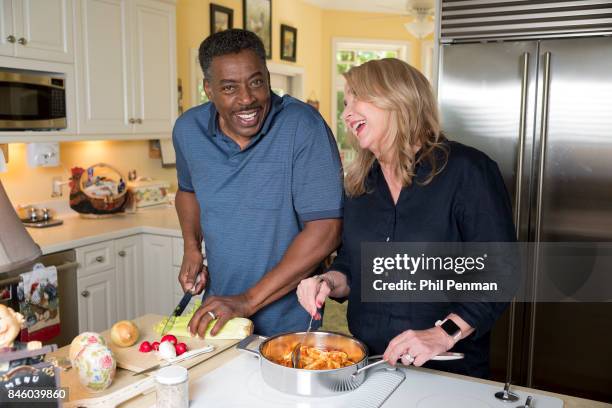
[95,256,104,263]
[129,118,136,124]
[118,250,126,257]
[17,37,27,45]
[136,118,142,124]
[6,35,16,43]
[81,290,90,298]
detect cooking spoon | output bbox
[291,308,318,368]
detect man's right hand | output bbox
[179,248,207,294]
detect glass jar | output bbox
[155,365,189,408]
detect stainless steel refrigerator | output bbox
[438,22,612,405]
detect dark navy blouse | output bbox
[330,140,515,378]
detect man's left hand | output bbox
[188,294,253,338]
[383,327,453,367]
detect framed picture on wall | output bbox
[210,3,233,34]
[280,24,297,62]
[243,0,272,58]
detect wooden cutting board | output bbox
[100,314,240,373]
[49,314,241,406]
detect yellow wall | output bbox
[175,0,420,124]
[0,142,177,206]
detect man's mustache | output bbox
[234,105,262,112]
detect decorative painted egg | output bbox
[74,343,116,393]
[69,332,107,366]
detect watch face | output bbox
[441,319,461,336]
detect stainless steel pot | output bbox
[237,331,378,396]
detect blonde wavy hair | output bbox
[343,58,448,197]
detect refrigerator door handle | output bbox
[535,51,552,244]
[506,51,530,387]
[514,52,530,235]
[527,51,552,387]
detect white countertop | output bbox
[26,206,182,254]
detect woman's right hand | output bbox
[296,276,332,320]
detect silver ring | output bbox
[403,353,415,364]
[207,311,217,320]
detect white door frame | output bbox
[267,62,305,100]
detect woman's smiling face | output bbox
[342,85,391,158]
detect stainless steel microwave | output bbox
[0,69,67,130]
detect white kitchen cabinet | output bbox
[115,235,144,321]
[75,232,192,331]
[0,0,74,63]
[76,0,177,137]
[77,268,117,333]
[0,0,15,57]
[142,234,174,315]
[131,0,177,134]
[76,240,117,332]
[76,236,143,331]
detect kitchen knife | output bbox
[161,272,206,335]
[160,291,193,336]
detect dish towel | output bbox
[18,263,61,342]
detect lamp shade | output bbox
[0,180,41,273]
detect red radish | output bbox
[138,341,152,352]
[160,334,177,345]
[152,341,160,351]
[175,342,188,356]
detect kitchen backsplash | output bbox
[0,141,177,206]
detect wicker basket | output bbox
[69,163,130,216]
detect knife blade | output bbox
[160,291,193,336]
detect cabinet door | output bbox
[0,0,14,56]
[131,0,177,134]
[14,0,74,63]
[142,234,174,315]
[76,0,133,134]
[115,235,144,321]
[77,269,117,333]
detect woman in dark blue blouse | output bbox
[296,58,515,378]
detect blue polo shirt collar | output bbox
[207,92,283,149]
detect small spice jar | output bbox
[155,365,189,408]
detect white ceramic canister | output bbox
[155,365,189,408]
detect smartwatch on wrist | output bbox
[435,318,462,342]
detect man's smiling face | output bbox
[204,49,271,147]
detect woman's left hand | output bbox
[382,327,453,367]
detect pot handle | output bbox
[236,334,268,358]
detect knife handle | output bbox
[174,293,193,316]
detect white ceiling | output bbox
[302,0,435,14]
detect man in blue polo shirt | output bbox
[172,29,343,337]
